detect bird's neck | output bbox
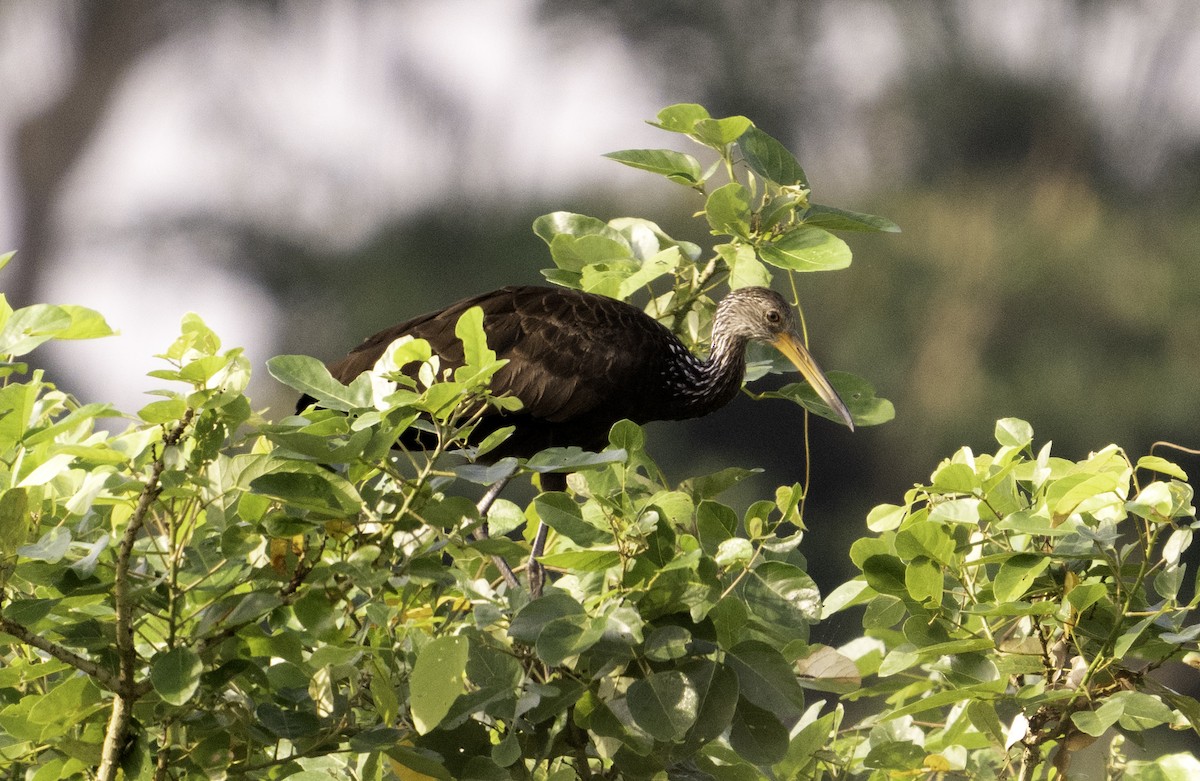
[669,330,748,418]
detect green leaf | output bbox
[627,670,699,742]
[549,233,634,272]
[455,306,495,371]
[18,528,71,563]
[256,703,322,740]
[995,418,1034,449]
[509,592,585,644]
[151,647,203,706]
[693,115,752,147]
[267,354,369,412]
[536,615,604,665]
[800,204,899,233]
[410,635,470,734]
[759,226,851,272]
[862,554,907,597]
[928,497,980,524]
[725,640,805,721]
[0,251,13,272]
[737,126,807,186]
[0,487,30,557]
[604,149,703,185]
[651,103,711,133]
[138,398,188,424]
[705,183,752,238]
[27,673,103,726]
[526,447,627,474]
[992,553,1050,602]
[536,549,621,572]
[55,305,116,340]
[743,561,822,625]
[931,462,978,494]
[0,305,71,356]
[681,661,739,745]
[717,243,772,289]
[728,698,788,765]
[250,469,361,518]
[532,211,625,245]
[532,492,611,547]
[1137,455,1188,482]
[904,556,943,604]
[766,372,895,427]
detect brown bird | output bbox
[304,284,853,592]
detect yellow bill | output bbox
[772,332,855,431]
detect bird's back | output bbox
[324,286,699,455]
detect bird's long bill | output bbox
[771,332,855,431]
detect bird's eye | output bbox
[766,309,782,324]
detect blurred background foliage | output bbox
[2,0,1198,597]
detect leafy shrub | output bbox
[0,108,1195,781]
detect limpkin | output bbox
[303,284,853,592]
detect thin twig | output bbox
[97,410,194,781]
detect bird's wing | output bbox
[328,286,670,424]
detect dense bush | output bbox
[0,107,1196,780]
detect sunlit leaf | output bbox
[738,126,807,186]
[604,149,703,185]
[759,226,851,272]
[410,635,469,734]
[151,647,203,706]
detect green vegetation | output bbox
[0,108,1196,780]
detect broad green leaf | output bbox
[931,462,978,494]
[603,149,703,185]
[27,673,102,726]
[693,115,752,147]
[864,740,929,771]
[533,211,625,245]
[681,661,739,745]
[718,243,772,289]
[250,469,361,517]
[737,126,807,186]
[509,592,585,644]
[17,527,71,563]
[759,226,851,272]
[995,417,1034,448]
[1136,455,1188,481]
[996,510,1071,536]
[862,554,907,597]
[255,703,322,740]
[537,549,621,572]
[800,204,900,233]
[0,487,30,557]
[410,635,469,734]
[454,306,495,370]
[1071,698,1124,737]
[728,698,788,765]
[55,305,116,340]
[151,647,203,706]
[904,556,943,604]
[531,492,611,547]
[928,496,980,524]
[536,614,605,665]
[705,183,752,238]
[0,305,74,356]
[726,640,805,721]
[992,553,1051,602]
[526,447,627,474]
[866,503,906,532]
[267,354,369,412]
[138,397,188,424]
[651,103,711,133]
[627,670,699,742]
[766,372,895,427]
[549,233,634,272]
[895,523,956,566]
[743,561,822,625]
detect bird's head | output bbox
[715,287,855,430]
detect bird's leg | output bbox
[474,478,519,589]
[528,472,568,598]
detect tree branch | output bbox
[98,410,194,781]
